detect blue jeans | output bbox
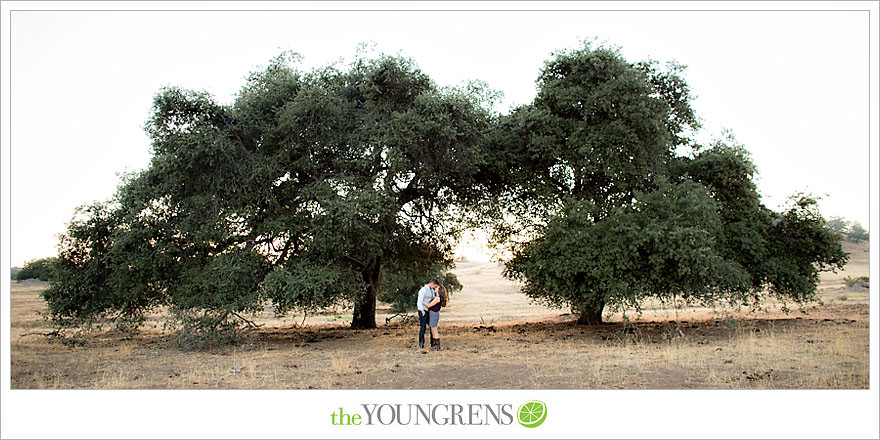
[418,310,428,346]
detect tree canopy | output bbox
[44,43,848,338]
[45,51,495,335]
[827,216,869,243]
[495,45,847,324]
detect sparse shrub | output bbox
[616,315,642,344]
[57,333,89,347]
[843,276,869,289]
[169,308,252,350]
[723,315,740,329]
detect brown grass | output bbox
[9,242,869,390]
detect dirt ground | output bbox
[8,241,870,389]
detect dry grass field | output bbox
[9,241,870,389]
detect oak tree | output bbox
[45,51,494,335]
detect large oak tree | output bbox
[492,45,847,324]
[45,52,494,332]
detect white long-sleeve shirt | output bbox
[416,285,435,312]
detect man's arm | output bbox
[416,286,427,312]
[424,295,440,308]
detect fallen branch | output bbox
[231,311,262,329]
[385,312,413,324]
[17,330,61,341]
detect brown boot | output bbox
[432,338,440,351]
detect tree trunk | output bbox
[351,258,381,329]
[576,298,605,325]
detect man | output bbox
[417,278,440,349]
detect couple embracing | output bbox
[417,278,447,351]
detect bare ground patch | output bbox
[11,299,869,389]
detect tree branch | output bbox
[18,330,61,341]
[231,311,262,329]
[343,254,367,270]
[275,236,295,266]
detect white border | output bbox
[2,2,878,439]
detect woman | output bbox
[423,283,446,351]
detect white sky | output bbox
[4,3,874,266]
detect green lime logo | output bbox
[517,400,547,428]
